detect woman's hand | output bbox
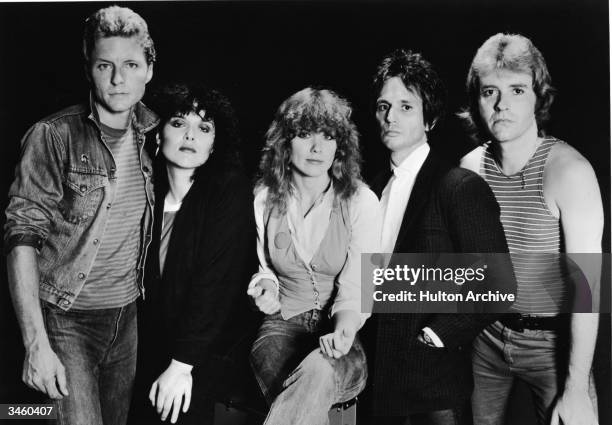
[319,310,360,359]
[319,327,356,359]
[247,278,281,314]
[149,359,193,423]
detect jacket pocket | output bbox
[59,171,107,224]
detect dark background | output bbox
[0,1,609,424]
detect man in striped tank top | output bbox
[461,33,603,425]
[5,6,157,425]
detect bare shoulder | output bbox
[544,140,601,216]
[544,139,603,251]
[459,145,485,175]
[545,141,597,185]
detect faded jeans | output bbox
[472,320,597,425]
[250,310,368,425]
[42,300,137,425]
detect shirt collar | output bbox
[289,180,335,217]
[87,92,159,134]
[391,142,430,178]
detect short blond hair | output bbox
[83,5,155,65]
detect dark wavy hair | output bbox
[373,49,446,130]
[151,82,241,182]
[459,33,555,143]
[257,87,362,214]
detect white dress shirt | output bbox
[379,143,444,347]
[380,142,430,253]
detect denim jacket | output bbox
[4,97,159,310]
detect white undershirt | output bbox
[380,143,430,253]
[378,143,443,347]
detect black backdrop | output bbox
[0,1,609,424]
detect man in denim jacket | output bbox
[4,6,157,425]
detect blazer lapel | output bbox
[393,151,438,253]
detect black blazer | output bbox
[365,149,512,415]
[139,162,257,399]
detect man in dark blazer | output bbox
[365,49,512,425]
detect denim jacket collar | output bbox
[86,93,159,135]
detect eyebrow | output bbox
[375,98,413,104]
[481,83,530,88]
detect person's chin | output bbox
[306,165,327,175]
[492,131,514,143]
[108,95,137,110]
[382,136,404,150]
[298,165,327,178]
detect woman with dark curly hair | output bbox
[135,82,255,424]
[248,87,381,425]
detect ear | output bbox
[146,63,154,84]
[155,132,161,145]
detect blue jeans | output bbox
[472,320,597,425]
[42,300,138,425]
[250,310,368,425]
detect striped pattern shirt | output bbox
[72,123,146,309]
[482,138,566,314]
[159,198,181,275]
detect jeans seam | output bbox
[335,371,367,403]
[333,365,342,402]
[250,355,274,405]
[101,305,123,364]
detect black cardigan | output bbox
[140,162,257,391]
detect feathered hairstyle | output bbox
[459,33,555,142]
[151,82,241,182]
[256,87,362,214]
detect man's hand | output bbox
[8,246,68,399]
[417,332,434,347]
[550,381,598,425]
[23,340,68,399]
[247,278,281,314]
[149,360,193,424]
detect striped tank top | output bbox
[481,138,566,314]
